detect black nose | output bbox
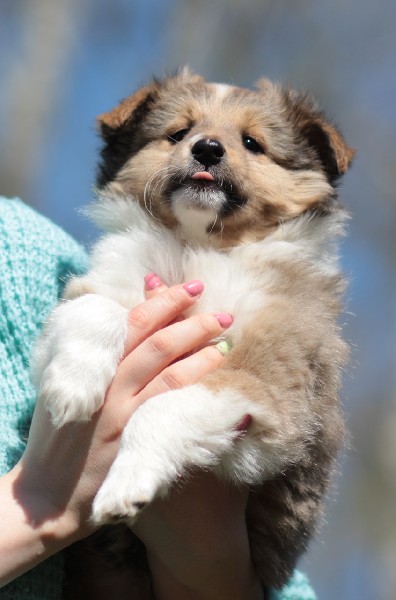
[191,138,225,167]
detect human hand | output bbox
[1,279,231,585]
[17,279,230,535]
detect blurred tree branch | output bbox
[0,0,86,202]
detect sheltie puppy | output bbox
[33,68,354,595]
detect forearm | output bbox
[135,473,263,600]
[0,464,78,587]
[147,541,263,600]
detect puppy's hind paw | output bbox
[92,460,160,526]
[91,496,148,527]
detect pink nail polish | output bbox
[183,280,204,297]
[144,273,162,290]
[215,313,234,328]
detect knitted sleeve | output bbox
[269,570,317,600]
[0,197,316,600]
[0,197,88,600]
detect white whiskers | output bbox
[143,166,174,220]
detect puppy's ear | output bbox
[283,89,355,182]
[97,82,159,139]
[97,67,202,138]
[310,119,356,178]
[96,81,161,187]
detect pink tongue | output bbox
[191,171,215,181]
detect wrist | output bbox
[147,548,263,600]
[8,463,84,550]
[0,466,75,585]
[140,505,262,599]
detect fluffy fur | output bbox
[33,69,354,596]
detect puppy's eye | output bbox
[242,135,265,154]
[168,128,190,144]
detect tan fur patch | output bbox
[200,258,347,586]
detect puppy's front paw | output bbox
[40,357,114,427]
[33,294,128,427]
[92,455,162,525]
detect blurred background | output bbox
[0,1,395,598]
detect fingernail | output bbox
[183,280,204,297]
[215,313,234,328]
[144,273,162,290]
[215,340,233,355]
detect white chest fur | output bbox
[84,225,267,347]
[84,194,344,345]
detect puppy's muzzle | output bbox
[192,138,225,167]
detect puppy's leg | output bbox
[92,384,260,525]
[32,294,128,427]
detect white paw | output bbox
[33,294,128,427]
[92,455,163,525]
[39,356,115,427]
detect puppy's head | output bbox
[97,68,354,247]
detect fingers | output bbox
[144,274,184,326]
[117,312,233,396]
[136,345,225,404]
[144,273,168,299]
[125,278,204,354]
[106,274,233,415]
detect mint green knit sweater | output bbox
[0,198,316,600]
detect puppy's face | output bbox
[98,70,354,248]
